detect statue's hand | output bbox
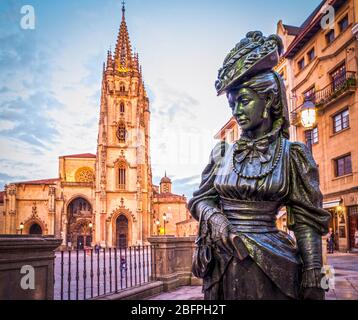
[208,213,234,254]
[300,287,325,300]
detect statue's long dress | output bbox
[188,131,330,300]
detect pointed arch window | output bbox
[118,168,126,190]
[120,102,125,113]
[116,160,127,190]
[119,83,126,93]
[117,122,126,143]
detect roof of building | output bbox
[153,192,187,200]
[14,178,59,185]
[0,191,4,203]
[282,24,302,36]
[160,172,172,184]
[60,153,96,159]
[284,0,346,58]
[214,116,238,139]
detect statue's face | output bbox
[227,87,266,132]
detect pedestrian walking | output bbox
[327,228,335,254]
[120,257,127,278]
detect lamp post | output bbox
[88,221,93,247]
[163,213,167,235]
[300,100,316,128]
[19,222,24,235]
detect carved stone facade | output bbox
[0,6,188,248]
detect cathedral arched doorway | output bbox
[67,197,93,249]
[29,223,42,235]
[116,215,128,248]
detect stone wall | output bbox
[0,235,61,300]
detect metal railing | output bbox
[290,71,356,125]
[54,245,157,300]
[314,71,356,105]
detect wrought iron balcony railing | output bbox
[290,71,356,126]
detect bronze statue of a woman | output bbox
[188,31,331,300]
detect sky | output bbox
[0,0,322,198]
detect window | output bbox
[119,83,125,92]
[338,15,349,33]
[307,48,315,62]
[298,58,305,71]
[325,29,335,45]
[304,130,313,153]
[303,86,316,102]
[305,127,318,152]
[312,127,318,144]
[333,109,349,133]
[118,168,126,189]
[334,154,352,177]
[120,102,125,113]
[331,64,346,91]
[117,123,126,143]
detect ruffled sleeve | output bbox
[286,142,331,288]
[188,141,228,221]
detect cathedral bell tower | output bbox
[95,3,152,247]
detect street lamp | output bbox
[88,222,93,247]
[300,100,316,128]
[19,222,24,235]
[163,213,167,235]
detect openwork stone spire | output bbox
[114,1,133,70]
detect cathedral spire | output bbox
[114,0,133,70]
[122,0,126,20]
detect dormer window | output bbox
[338,15,349,33]
[298,58,305,71]
[307,48,315,63]
[325,29,335,45]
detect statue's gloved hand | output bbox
[300,287,325,300]
[208,213,234,254]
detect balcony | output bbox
[290,71,356,126]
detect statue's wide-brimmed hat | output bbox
[215,31,283,96]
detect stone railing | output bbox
[0,235,61,300]
[148,235,202,292]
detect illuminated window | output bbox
[303,86,316,103]
[312,127,318,144]
[331,64,346,91]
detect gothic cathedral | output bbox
[95,5,152,247]
[0,5,191,247]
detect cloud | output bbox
[80,52,104,87]
[0,172,27,190]
[0,87,11,93]
[0,92,62,149]
[149,79,199,122]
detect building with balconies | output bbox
[276,0,358,252]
